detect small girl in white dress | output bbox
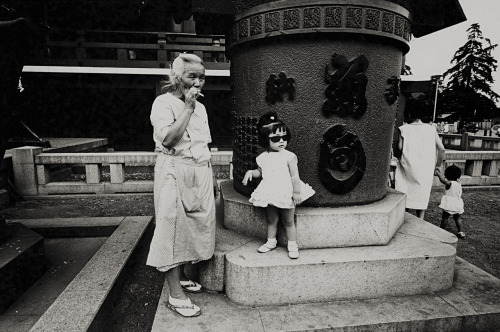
[435,164,465,238]
[242,111,315,259]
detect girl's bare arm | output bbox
[434,131,445,167]
[242,168,262,186]
[288,155,302,204]
[434,168,451,187]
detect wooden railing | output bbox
[28,30,229,70]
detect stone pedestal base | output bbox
[194,181,458,305]
[221,180,406,248]
[224,217,456,306]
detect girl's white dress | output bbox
[439,181,464,215]
[249,149,315,208]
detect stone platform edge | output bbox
[153,257,500,332]
[22,216,153,332]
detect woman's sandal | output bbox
[180,280,204,293]
[167,296,201,317]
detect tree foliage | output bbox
[440,23,499,121]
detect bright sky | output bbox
[404,0,500,105]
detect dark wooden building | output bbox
[2,0,466,151]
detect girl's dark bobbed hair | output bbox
[257,111,291,148]
[444,164,462,181]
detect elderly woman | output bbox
[146,54,215,317]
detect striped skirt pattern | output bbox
[146,154,216,271]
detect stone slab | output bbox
[0,223,49,313]
[221,180,407,248]
[28,216,152,332]
[186,226,256,292]
[398,213,458,249]
[185,194,256,292]
[152,278,265,332]
[0,237,106,332]
[152,257,500,332]
[225,214,456,306]
[9,217,125,238]
[9,217,125,229]
[195,211,458,296]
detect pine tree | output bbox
[440,23,499,123]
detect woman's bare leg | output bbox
[166,265,188,300]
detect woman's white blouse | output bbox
[150,93,212,163]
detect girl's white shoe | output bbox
[288,243,299,259]
[258,239,277,253]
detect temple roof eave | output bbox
[405,0,467,38]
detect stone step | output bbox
[221,212,457,306]
[152,257,500,332]
[195,204,457,296]
[221,180,407,248]
[0,223,49,313]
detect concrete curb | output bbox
[22,216,152,332]
[152,257,500,332]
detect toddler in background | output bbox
[435,164,465,238]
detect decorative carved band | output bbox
[229,2,410,49]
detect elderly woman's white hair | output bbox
[160,53,205,93]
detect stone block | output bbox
[29,216,152,332]
[221,180,406,248]
[205,226,255,292]
[153,256,500,332]
[85,164,102,184]
[110,163,125,183]
[225,216,456,306]
[398,212,457,248]
[11,146,43,164]
[483,160,498,177]
[12,147,43,196]
[36,165,50,185]
[0,223,49,313]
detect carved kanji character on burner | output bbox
[322,54,369,119]
[265,71,296,104]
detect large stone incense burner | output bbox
[229,0,410,207]
[207,0,467,307]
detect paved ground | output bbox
[0,187,498,331]
[0,237,106,332]
[2,187,498,278]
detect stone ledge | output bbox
[152,257,500,332]
[9,217,126,238]
[28,216,152,332]
[0,223,49,313]
[225,221,456,306]
[193,226,256,292]
[221,180,407,248]
[194,212,458,304]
